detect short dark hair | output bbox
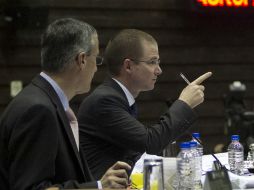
[41,18,97,73]
[104,29,157,76]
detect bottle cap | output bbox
[231,135,240,141]
[190,141,197,148]
[180,142,190,149]
[192,132,200,138]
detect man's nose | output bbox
[155,65,162,75]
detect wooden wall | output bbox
[1,0,254,154]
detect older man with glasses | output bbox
[0,18,131,190]
[77,29,212,179]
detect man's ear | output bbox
[123,58,132,73]
[76,52,87,68]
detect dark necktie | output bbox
[129,103,138,118]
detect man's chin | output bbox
[76,87,90,95]
[148,84,155,90]
[142,86,154,92]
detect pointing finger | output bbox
[190,72,212,85]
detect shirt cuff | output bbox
[97,180,103,190]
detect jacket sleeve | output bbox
[94,96,197,154]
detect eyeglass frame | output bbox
[128,58,160,65]
[77,51,103,66]
[95,55,103,65]
[79,52,104,66]
[88,54,103,66]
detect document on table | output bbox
[202,152,229,172]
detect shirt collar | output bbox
[112,78,135,106]
[40,72,69,111]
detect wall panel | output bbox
[1,0,254,154]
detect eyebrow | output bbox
[149,56,160,60]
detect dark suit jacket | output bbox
[78,78,197,179]
[0,75,97,190]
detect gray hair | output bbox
[41,18,97,73]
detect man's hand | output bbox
[101,161,131,189]
[179,72,212,108]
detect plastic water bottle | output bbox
[190,141,202,189]
[192,133,203,176]
[192,133,203,156]
[176,142,193,190]
[228,135,244,175]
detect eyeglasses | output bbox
[77,52,103,66]
[95,56,103,66]
[129,58,160,65]
[88,54,103,65]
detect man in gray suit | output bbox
[78,29,212,179]
[0,18,130,190]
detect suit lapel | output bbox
[103,77,142,175]
[104,77,129,103]
[104,78,135,115]
[31,75,86,178]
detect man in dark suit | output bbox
[0,18,130,190]
[78,29,212,179]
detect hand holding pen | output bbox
[178,72,212,108]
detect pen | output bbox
[180,73,190,84]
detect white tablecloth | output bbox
[132,152,254,189]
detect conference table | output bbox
[132,152,254,190]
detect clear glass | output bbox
[143,158,164,190]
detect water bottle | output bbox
[192,133,203,156]
[176,142,193,190]
[228,135,244,175]
[190,141,202,189]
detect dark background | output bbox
[1,0,254,154]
